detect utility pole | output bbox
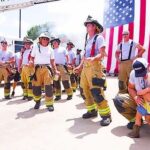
[19,9,21,38]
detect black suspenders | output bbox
[120,41,133,61]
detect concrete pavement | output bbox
[0,77,150,150]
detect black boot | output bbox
[11,91,15,97]
[22,96,28,100]
[127,122,135,129]
[54,96,61,101]
[5,96,11,100]
[100,117,112,126]
[82,109,97,119]
[67,95,72,100]
[47,105,54,112]
[27,97,33,101]
[34,101,41,109]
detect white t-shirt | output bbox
[117,40,138,60]
[22,49,31,65]
[54,46,68,65]
[14,52,21,67]
[68,50,76,64]
[129,70,150,92]
[0,49,14,62]
[85,34,106,58]
[31,44,54,65]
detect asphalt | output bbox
[0,77,150,150]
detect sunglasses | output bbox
[1,42,7,45]
[123,34,129,36]
[42,38,49,41]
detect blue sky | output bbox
[0,0,104,48]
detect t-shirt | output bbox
[54,46,68,65]
[75,53,83,66]
[85,34,106,58]
[31,44,54,65]
[22,49,31,65]
[14,52,21,68]
[0,49,14,62]
[129,70,150,92]
[68,50,76,64]
[117,40,138,60]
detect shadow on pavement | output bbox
[75,102,85,110]
[111,125,150,150]
[16,107,48,119]
[6,98,30,105]
[66,117,101,139]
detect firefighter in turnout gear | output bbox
[30,33,59,111]
[67,41,77,92]
[74,16,112,126]
[0,39,15,99]
[115,30,145,94]
[51,37,73,101]
[18,38,34,100]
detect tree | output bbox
[26,22,55,40]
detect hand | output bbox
[74,65,82,74]
[55,70,60,75]
[137,88,149,95]
[134,96,144,106]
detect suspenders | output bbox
[90,34,99,57]
[84,34,99,57]
[120,41,133,61]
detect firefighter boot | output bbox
[82,109,97,119]
[47,105,54,112]
[100,117,112,126]
[34,101,41,109]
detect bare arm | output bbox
[128,82,143,106]
[50,59,59,74]
[136,44,145,57]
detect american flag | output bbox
[103,0,150,74]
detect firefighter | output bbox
[115,30,145,94]
[30,33,59,111]
[51,37,73,101]
[11,51,21,97]
[67,41,77,92]
[0,39,15,99]
[18,38,34,100]
[74,16,111,126]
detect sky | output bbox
[0,0,105,49]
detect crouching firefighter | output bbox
[18,38,34,100]
[51,37,73,101]
[0,39,15,99]
[30,33,59,111]
[74,16,112,126]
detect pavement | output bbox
[0,77,150,150]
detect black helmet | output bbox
[67,41,75,48]
[84,15,103,33]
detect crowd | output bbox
[0,15,149,138]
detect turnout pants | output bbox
[54,65,73,97]
[0,67,11,97]
[21,66,34,98]
[32,66,54,107]
[113,93,137,122]
[118,60,132,94]
[80,61,111,119]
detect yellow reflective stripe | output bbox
[4,93,10,96]
[130,118,135,122]
[87,104,96,111]
[45,99,54,106]
[98,107,110,115]
[34,96,41,101]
